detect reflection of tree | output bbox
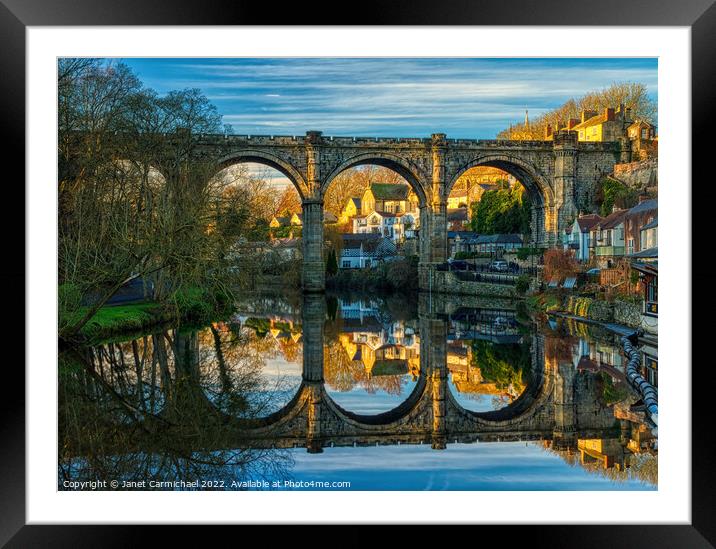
[322,338,407,395]
[542,441,657,487]
[470,340,531,394]
[59,324,298,490]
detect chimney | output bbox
[567,118,579,130]
[605,107,615,121]
[581,110,597,123]
[625,107,633,122]
[545,124,552,138]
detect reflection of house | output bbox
[562,214,602,261]
[578,438,630,470]
[338,311,421,378]
[339,234,398,269]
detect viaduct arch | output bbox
[190,130,626,292]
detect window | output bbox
[342,260,351,268]
[627,238,634,254]
[645,277,658,316]
[643,355,658,387]
[641,128,648,139]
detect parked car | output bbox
[489,259,509,272]
[448,259,470,271]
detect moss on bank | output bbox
[64,286,234,344]
[525,292,562,313]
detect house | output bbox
[360,182,419,216]
[269,215,291,229]
[569,104,633,142]
[563,213,602,261]
[591,208,629,266]
[640,216,658,251]
[271,237,302,260]
[627,120,658,160]
[473,233,524,254]
[352,210,417,244]
[624,198,657,256]
[628,216,657,336]
[339,233,398,269]
[447,193,469,209]
[448,231,479,257]
[339,197,362,224]
[447,207,470,231]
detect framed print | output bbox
[6,0,711,544]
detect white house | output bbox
[352,211,416,244]
[563,213,603,261]
[339,234,398,269]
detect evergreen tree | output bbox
[326,248,338,276]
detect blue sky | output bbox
[121,58,657,139]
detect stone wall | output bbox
[561,294,642,328]
[613,300,642,328]
[427,270,518,298]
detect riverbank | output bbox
[62,287,234,344]
[526,291,643,329]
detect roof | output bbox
[474,234,523,244]
[348,197,361,209]
[629,247,658,260]
[323,211,338,223]
[374,210,404,218]
[571,112,610,130]
[447,208,469,222]
[340,233,395,253]
[599,209,629,229]
[628,119,654,130]
[576,213,603,232]
[448,231,478,239]
[272,238,301,248]
[368,182,411,201]
[631,260,658,275]
[627,198,658,216]
[271,216,290,226]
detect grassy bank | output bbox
[525,292,562,314]
[63,286,234,344]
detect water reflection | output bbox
[58,292,657,490]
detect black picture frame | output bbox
[4,0,709,545]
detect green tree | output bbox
[326,249,338,276]
[470,186,531,235]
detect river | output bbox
[58,291,657,491]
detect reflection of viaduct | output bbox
[168,294,619,454]
[189,131,626,291]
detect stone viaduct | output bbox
[157,293,619,454]
[189,130,628,292]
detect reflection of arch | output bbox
[321,152,429,206]
[323,374,428,426]
[446,351,551,425]
[214,150,308,199]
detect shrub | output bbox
[515,274,531,295]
